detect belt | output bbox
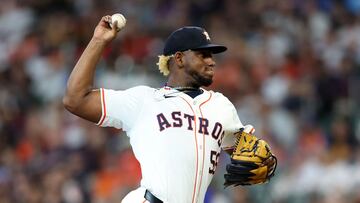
[144,189,163,203]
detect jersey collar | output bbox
[155,86,209,101]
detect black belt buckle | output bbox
[144,189,163,203]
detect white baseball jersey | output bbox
[97,86,244,203]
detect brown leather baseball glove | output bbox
[224,128,277,187]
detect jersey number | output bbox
[209,150,220,174]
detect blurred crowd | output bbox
[0,0,359,203]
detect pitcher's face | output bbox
[181,50,216,87]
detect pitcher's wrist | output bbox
[90,37,110,46]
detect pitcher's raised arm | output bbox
[63,15,122,123]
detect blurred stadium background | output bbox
[0,0,359,202]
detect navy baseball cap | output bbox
[163,26,227,56]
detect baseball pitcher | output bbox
[63,15,276,203]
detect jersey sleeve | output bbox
[220,98,244,150]
[96,86,151,132]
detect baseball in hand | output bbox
[110,13,126,31]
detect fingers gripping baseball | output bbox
[93,15,121,43]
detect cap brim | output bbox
[192,44,227,54]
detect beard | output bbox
[187,68,213,87]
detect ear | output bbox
[174,52,184,68]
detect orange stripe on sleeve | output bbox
[97,88,107,126]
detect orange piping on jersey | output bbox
[198,92,212,199]
[179,96,198,203]
[142,200,147,203]
[98,88,107,126]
